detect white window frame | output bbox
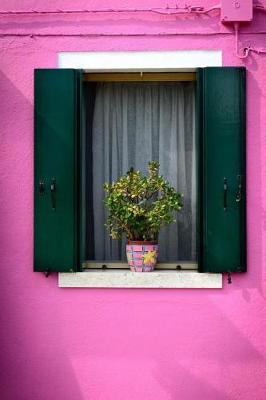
[58,50,223,289]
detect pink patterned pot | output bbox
[126,241,159,272]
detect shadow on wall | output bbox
[56,292,266,400]
[153,363,232,400]
[0,70,84,400]
[0,11,221,36]
[237,63,265,297]
[0,287,85,400]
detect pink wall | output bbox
[1,1,266,399]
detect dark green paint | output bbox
[198,67,246,273]
[196,69,203,273]
[34,69,82,272]
[34,67,246,274]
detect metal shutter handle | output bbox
[236,175,242,203]
[223,177,228,211]
[39,179,45,194]
[50,177,56,210]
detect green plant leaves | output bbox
[104,161,183,241]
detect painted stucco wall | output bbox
[1,1,266,399]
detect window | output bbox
[34,67,246,275]
[84,75,196,267]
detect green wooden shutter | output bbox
[34,69,83,273]
[198,67,246,273]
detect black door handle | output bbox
[50,178,56,210]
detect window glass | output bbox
[86,81,196,262]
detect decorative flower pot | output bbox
[126,241,159,272]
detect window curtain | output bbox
[88,81,196,262]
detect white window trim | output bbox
[59,270,222,289]
[58,50,223,289]
[58,50,222,71]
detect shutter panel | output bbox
[198,67,246,273]
[34,69,83,273]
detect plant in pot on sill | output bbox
[104,161,183,272]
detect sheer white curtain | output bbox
[89,81,196,261]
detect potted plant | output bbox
[104,161,183,272]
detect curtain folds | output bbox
[89,82,196,262]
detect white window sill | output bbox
[58,270,222,289]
